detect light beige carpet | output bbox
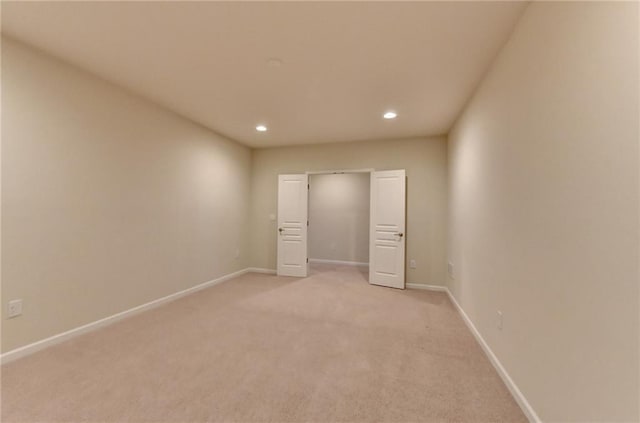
[1,264,526,422]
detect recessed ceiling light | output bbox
[383,111,398,119]
[256,125,268,132]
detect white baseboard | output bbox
[445,289,541,423]
[246,267,276,274]
[0,265,540,423]
[1,267,252,365]
[309,258,369,267]
[406,283,448,291]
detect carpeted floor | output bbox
[1,264,526,422]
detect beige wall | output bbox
[308,173,369,263]
[250,137,447,286]
[1,38,252,352]
[448,2,639,422]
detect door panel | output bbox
[374,245,397,275]
[369,170,406,289]
[277,174,308,277]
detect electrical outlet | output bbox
[448,262,454,278]
[409,259,417,269]
[8,299,22,318]
[497,310,503,331]
[234,248,240,259]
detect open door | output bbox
[277,174,308,277]
[369,170,406,289]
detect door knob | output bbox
[396,232,403,238]
[278,227,284,234]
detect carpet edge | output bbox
[445,288,542,423]
[1,267,253,364]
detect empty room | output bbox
[1,1,638,422]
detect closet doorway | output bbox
[308,171,371,270]
[277,169,406,289]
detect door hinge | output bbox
[307,184,310,190]
[307,220,309,226]
[306,258,309,263]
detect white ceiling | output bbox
[2,1,527,148]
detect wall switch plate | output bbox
[448,262,454,278]
[409,259,417,269]
[497,310,503,330]
[8,299,22,318]
[234,248,240,259]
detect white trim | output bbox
[445,289,541,423]
[1,267,251,365]
[0,265,540,423]
[309,258,369,267]
[405,282,540,421]
[305,168,374,175]
[406,283,447,292]
[246,267,277,274]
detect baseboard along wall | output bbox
[405,283,540,423]
[444,289,541,423]
[2,267,540,422]
[246,267,277,274]
[1,267,254,364]
[405,283,448,291]
[308,258,369,267]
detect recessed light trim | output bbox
[383,111,398,119]
[256,125,268,132]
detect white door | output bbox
[277,174,308,277]
[369,170,406,289]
